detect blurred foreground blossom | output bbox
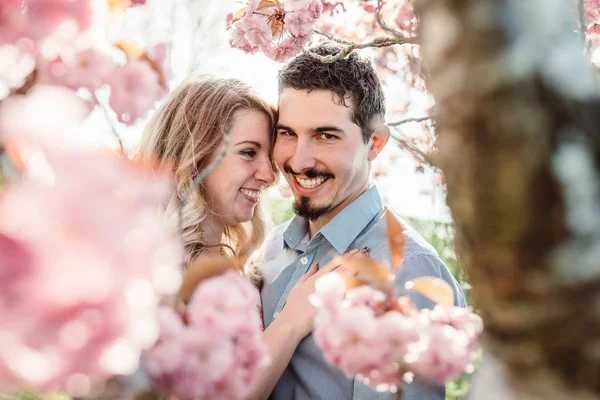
[106,59,167,126]
[312,272,482,392]
[0,141,183,396]
[144,270,268,400]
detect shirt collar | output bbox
[283,184,383,254]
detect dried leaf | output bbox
[114,40,168,89]
[178,255,242,302]
[385,209,405,270]
[1,140,25,171]
[405,276,455,307]
[114,40,146,59]
[227,6,247,29]
[107,0,132,13]
[257,0,282,11]
[342,275,370,290]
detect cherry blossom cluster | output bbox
[312,273,482,392]
[0,0,165,126]
[0,141,183,396]
[228,0,323,62]
[144,270,269,400]
[585,0,600,34]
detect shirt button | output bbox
[273,311,280,319]
[300,256,308,265]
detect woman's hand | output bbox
[277,251,359,341]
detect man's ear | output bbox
[367,119,390,161]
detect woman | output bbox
[137,76,340,399]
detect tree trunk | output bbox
[414,0,600,398]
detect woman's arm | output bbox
[246,257,351,400]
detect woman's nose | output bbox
[255,158,275,185]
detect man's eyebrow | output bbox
[275,124,295,133]
[311,126,346,135]
[235,140,261,147]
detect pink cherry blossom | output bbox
[105,59,167,125]
[283,9,315,37]
[229,26,260,54]
[394,1,417,36]
[424,305,484,342]
[358,0,386,14]
[130,0,148,5]
[320,0,346,15]
[145,270,268,400]
[38,47,114,91]
[287,0,323,20]
[264,35,307,62]
[0,142,183,395]
[0,0,24,46]
[405,325,475,383]
[0,85,92,141]
[312,273,482,391]
[0,43,36,100]
[19,0,94,42]
[239,14,274,48]
[585,0,600,29]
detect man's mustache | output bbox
[283,163,335,179]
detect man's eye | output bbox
[278,130,295,137]
[319,133,337,140]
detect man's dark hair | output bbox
[277,42,386,143]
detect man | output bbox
[259,42,466,400]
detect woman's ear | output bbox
[367,119,390,161]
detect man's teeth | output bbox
[296,176,327,189]
[240,189,260,199]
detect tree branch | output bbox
[375,0,403,38]
[389,132,438,171]
[93,92,125,153]
[314,30,353,45]
[388,116,433,126]
[302,36,417,63]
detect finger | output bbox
[297,263,318,284]
[337,266,360,276]
[317,257,343,274]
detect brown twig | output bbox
[314,29,353,45]
[93,92,125,153]
[389,132,438,170]
[375,0,403,38]
[302,36,417,63]
[388,116,433,126]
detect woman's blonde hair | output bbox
[137,76,276,281]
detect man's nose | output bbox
[288,139,315,174]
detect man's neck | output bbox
[307,181,371,238]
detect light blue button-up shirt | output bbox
[257,185,467,400]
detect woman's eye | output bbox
[240,149,257,159]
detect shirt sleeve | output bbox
[394,253,467,310]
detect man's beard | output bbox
[293,196,332,221]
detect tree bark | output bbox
[414,0,600,398]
